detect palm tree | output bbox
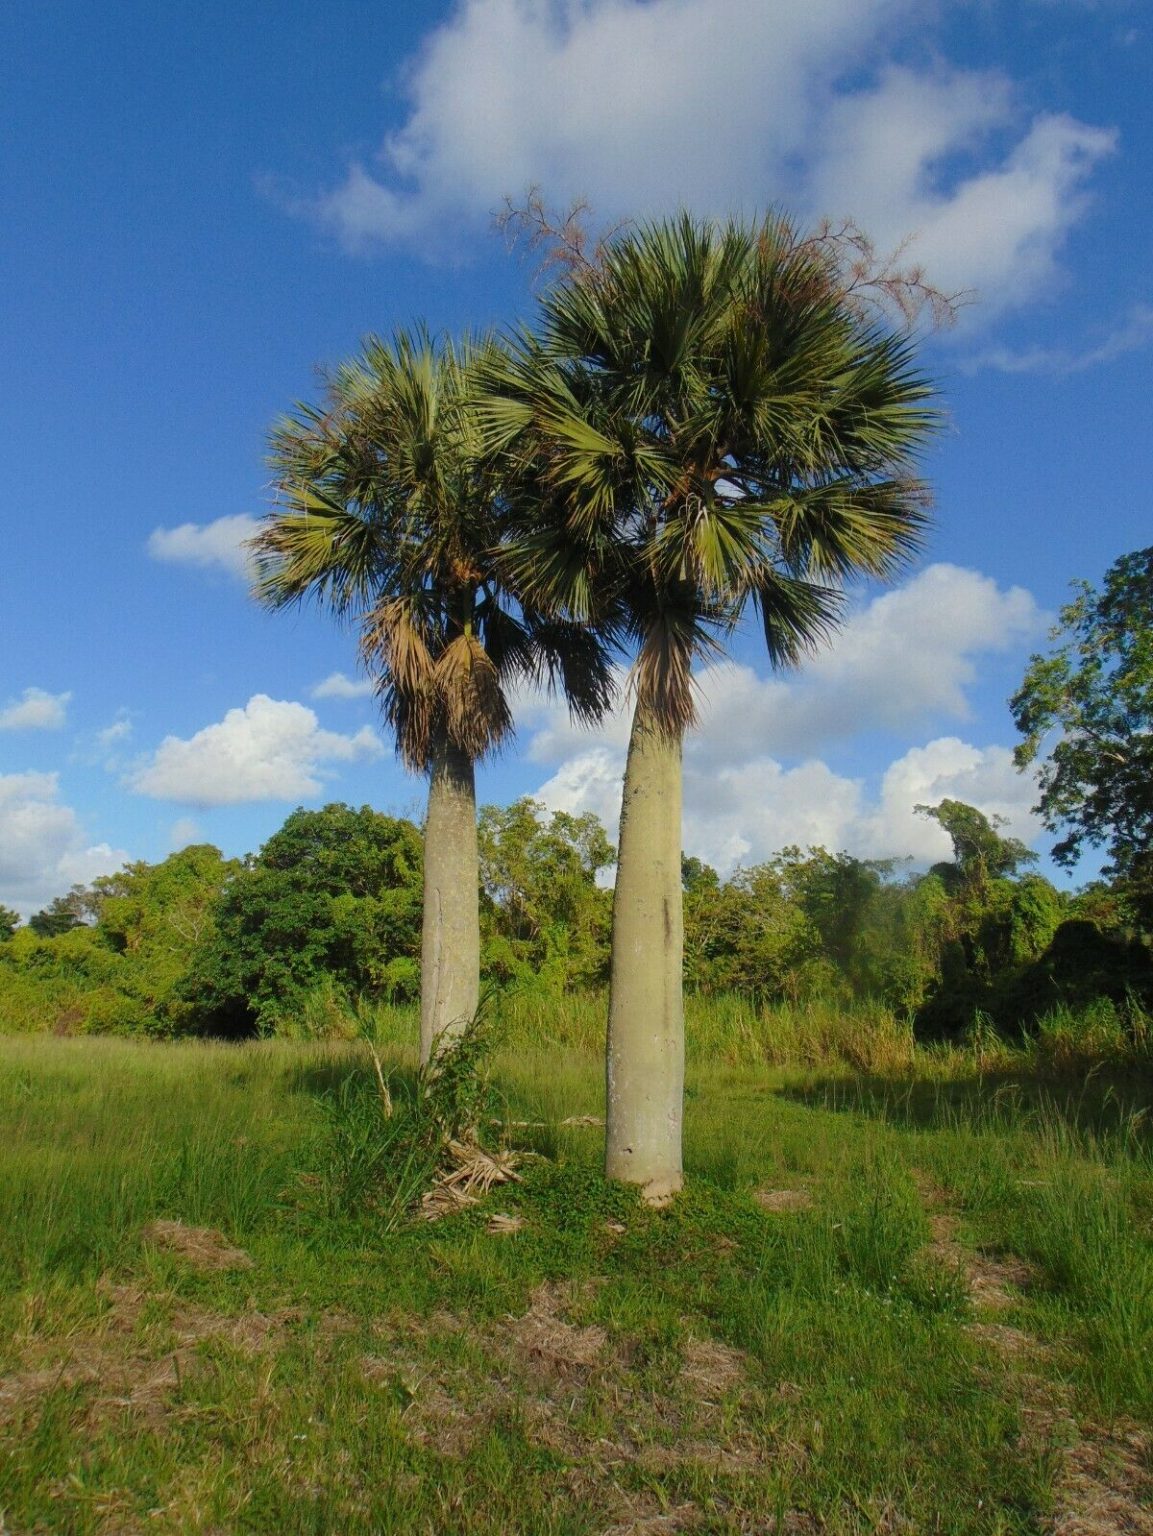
[253,329,613,1062]
[482,213,939,1199]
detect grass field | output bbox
[1,1016,1151,1534]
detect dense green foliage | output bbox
[2,788,1149,1045]
[0,846,239,1037]
[185,804,423,1036]
[1013,545,1153,930]
[479,799,613,990]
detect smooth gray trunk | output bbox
[420,731,480,1064]
[605,710,684,1202]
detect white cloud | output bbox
[307,0,1114,312]
[128,694,383,807]
[311,671,376,700]
[519,564,1046,870]
[855,738,1043,865]
[0,688,71,732]
[169,817,202,850]
[965,302,1153,375]
[146,515,261,580]
[533,736,1042,874]
[97,714,133,748]
[809,82,1115,317]
[518,564,1041,767]
[0,772,130,916]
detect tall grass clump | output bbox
[311,1011,503,1229]
[1027,996,1152,1075]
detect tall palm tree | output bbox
[482,214,939,1198]
[253,329,613,1062]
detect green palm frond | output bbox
[752,573,844,668]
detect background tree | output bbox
[0,848,237,1036]
[1012,546,1153,933]
[485,212,938,1197]
[479,798,613,991]
[28,891,86,937]
[0,906,19,940]
[186,804,422,1037]
[913,800,1067,1035]
[255,330,612,1060]
[916,799,1036,897]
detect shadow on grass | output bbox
[778,1063,1153,1144]
[287,1053,421,1103]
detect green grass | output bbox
[1,1027,1151,1533]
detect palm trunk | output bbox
[605,708,685,1202]
[420,728,480,1064]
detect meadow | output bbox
[1,999,1151,1534]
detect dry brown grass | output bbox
[0,1281,296,1438]
[140,1220,254,1271]
[754,1186,814,1213]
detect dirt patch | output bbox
[0,1290,296,1436]
[1051,1425,1153,1534]
[755,1187,814,1213]
[370,1282,769,1483]
[917,1190,1152,1534]
[141,1220,254,1272]
[925,1213,1034,1311]
[506,1282,607,1374]
[679,1335,747,1399]
[601,1501,700,1535]
[965,1321,1039,1357]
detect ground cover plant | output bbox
[1,1021,1150,1534]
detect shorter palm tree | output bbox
[253,329,612,1061]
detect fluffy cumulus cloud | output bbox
[0,772,130,916]
[0,687,71,732]
[311,671,376,701]
[518,564,1046,870]
[146,515,261,580]
[311,0,1113,313]
[128,694,382,807]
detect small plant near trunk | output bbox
[313,1006,524,1229]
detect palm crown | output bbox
[253,329,613,769]
[482,213,939,726]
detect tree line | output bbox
[2,794,1147,1045]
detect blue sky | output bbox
[2,0,1150,913]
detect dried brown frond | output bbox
[486,1212,527,1235]
[420,1137,523,1221]
[431,632,514,760]
[629,613,700,735]
[362,596,435,705]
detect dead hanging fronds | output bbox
[801,218,970,330]
[432,632,515,761]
